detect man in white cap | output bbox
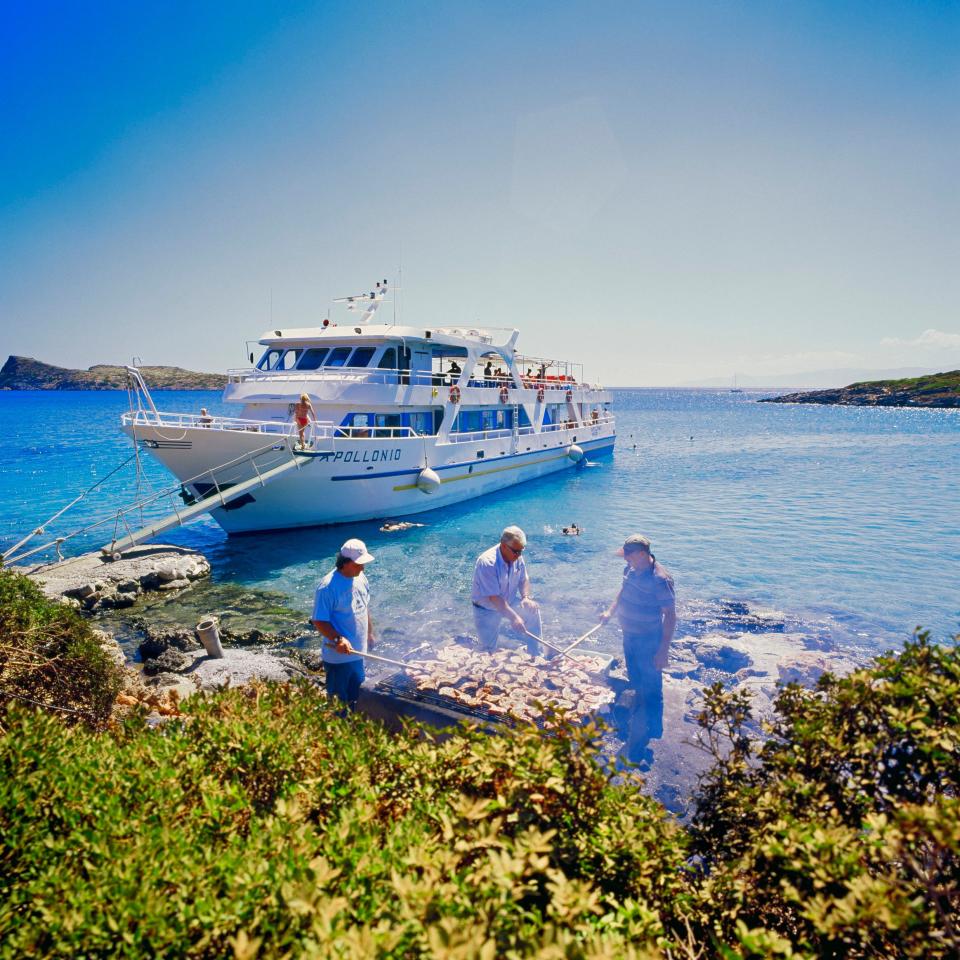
[311,538,376,710]
[600,534,676,764]
[471,525,543,656]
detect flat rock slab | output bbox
[18,544,210,612]
[145,647,305,697]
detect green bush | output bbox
[689,631,960,958]
[0,570,122,725]
[0,687,688,958]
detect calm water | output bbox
[1,389,958,658]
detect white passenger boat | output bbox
[121,281,615,535]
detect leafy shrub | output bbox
[689,631,960,958]
[0,686,690,958]
[0,570,122,725]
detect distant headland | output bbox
[759,370,960,408]
[0,356,227,391]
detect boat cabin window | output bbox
[408,410,441,436]
[258,348,301,371]
[378,347,396,370]
[297,347,330,370]
[543,403,565,426]
[325,347,352,368]
[349,347,376,368]
[454,409,513,434]
[374,413,401,437]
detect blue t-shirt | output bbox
[617,560,675,633]
[471,544,528,610]
[312,569,370,664]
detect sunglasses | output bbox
[505,542,525,555]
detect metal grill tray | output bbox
[375,668,615,729]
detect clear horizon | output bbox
[2,1,958,386]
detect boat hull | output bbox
[122,423,615,534]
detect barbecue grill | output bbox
[375,650,619,729]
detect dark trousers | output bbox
[622,628,664,754]
[325,659,365,711]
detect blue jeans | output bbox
[622,628,664,754]
[473,603,543,657]
[325,659,365,711]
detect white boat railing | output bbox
[447,414,615,444]
[122,410,318,436]
[120,410,420,441]
[447,427,514,444]
[226,365,606,392]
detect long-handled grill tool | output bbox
[560,623,603,656]
[324,642,422,673]
[520,627,614,686]
[521,628,589,666]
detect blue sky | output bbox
[1,1,958,385]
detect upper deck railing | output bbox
[226,365,605,392]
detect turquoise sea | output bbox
[1,389,958,661]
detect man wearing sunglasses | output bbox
[471,524,543,657]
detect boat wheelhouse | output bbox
[121,281,615,535]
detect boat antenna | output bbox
[397,261,402,325]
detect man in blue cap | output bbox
[311,538,376,710]
[600,534,676,764]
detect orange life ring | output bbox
[499,385,510,403]
[449,385,461,404]
[536,386,545,402]
[565,389,573,402]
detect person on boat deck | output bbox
[600,534,676,764]
[471,525,543,657]
[198,407,213,427]
[448,360,462,375]
[483,360,493,383]
[291,393,316,448]
[311,538,376,711]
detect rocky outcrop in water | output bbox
[21,545,210,611]
[0,355,227,390]
[759,369,960,408]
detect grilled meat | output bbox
[404,644,614,723]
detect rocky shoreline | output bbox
[760,369,960,408]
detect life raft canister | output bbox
[449,385,461,403]
[499,385,510,403]
[536,386,545,402]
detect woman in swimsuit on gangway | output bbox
[292,393,316,448]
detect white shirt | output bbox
[471,544,528,610]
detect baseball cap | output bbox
[340,538,375,564]
[617,534,651,557]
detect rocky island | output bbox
[760,369,960,408]
[0,355,227,391]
